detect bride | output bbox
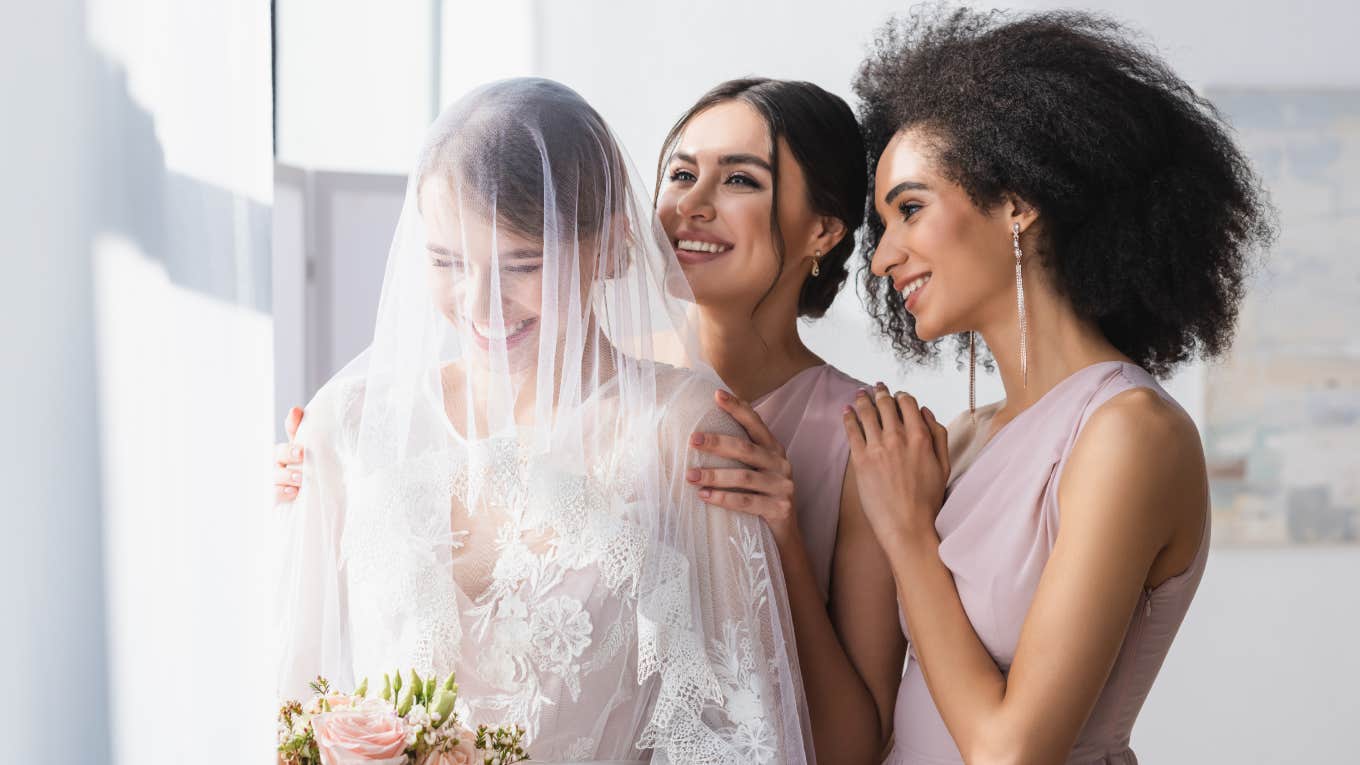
[274,78,811,763]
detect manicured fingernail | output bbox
[716,390,731,402]
[843,405,853,414]
[698,489,711,499]
[686,468,700,482]
[876,381,887,389]
[691,433,704,446]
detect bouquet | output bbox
[278,671,529,765]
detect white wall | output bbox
[85,1,277,762]
[534,2,1360,762]
[0,1,110,761]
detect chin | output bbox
[911,314,949,342]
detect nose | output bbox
[460,266,498,325]
[674,182,715,222]
[870,234,907,279]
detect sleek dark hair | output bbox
[417,77,628,242]
[655,78,867,318]
[854,8,1274,375]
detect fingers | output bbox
[690,431,787,474]
[275,466,302,504]
[922,406,951,477]
[872,382,902,435]
[842,405,866,452]
[695,487,791,521]
[686,466,793,499]
[285,406,304,441]
[713,390,784,456]
[893,390,930,441]
[275,440,304,467]
[276,466,302,488]
[851,388,883,441]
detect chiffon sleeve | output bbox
[273,380,358,702]
[637,379,814,765]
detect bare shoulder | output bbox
[1078,387,1201,468]
[1061,386,1206,537]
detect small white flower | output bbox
[406,703,432,729]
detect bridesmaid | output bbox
[844,9,1272,765]
[276,78,906,763]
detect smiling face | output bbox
[869,129,1023,341]
[421,178,547,375]
[655,100,822,313]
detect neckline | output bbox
[751,363,829,407]
[954,360,1132,484]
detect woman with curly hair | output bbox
[843,8,1272,764]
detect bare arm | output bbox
[846,385,1204,765]
[692,390,905,764]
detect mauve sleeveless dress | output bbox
[886,361,1210,765]
[752,363,865,600]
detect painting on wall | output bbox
[1203,88,1360,546]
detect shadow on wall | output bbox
[90,54,271,313]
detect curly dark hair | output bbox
[853,7,1274,376]
[655,78,867,318]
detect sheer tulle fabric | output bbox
[273,78,811,764]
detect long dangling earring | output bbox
[1012,222,1028,388]
[968,331,977,420]
[811,249,822,277]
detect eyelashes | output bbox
[666,167,764,190]
[428,258,542,275]
[898,202,923,221]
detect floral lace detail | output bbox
[344,433,650,747]
[638,527,780,765]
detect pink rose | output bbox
[312,701,409,765]
[418,729,478,765]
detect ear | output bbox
[1002,194,1040,236]
[807,214,848,261]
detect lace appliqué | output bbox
[638,526,779,765]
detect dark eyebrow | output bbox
[883,181,930,206]
[719,153,773,172]
[669,151,774,173]
[427,243,453,256]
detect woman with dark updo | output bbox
[843,8,1272,764]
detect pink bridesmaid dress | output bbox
[887,361,1210,764]
[752,363,865,600]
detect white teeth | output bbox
[677,239,729,254]
[902,274,932,299]
[474,318,532,340]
